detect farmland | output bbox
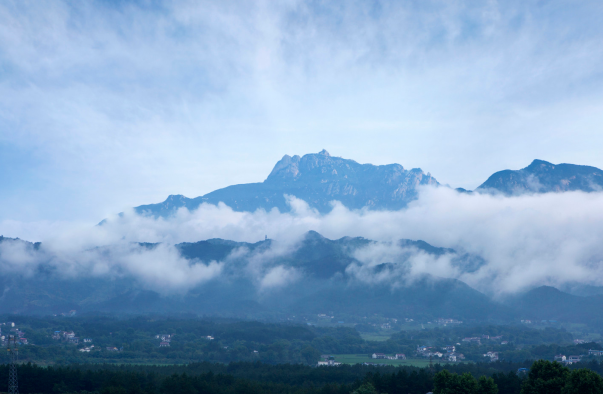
[330,354,434,367]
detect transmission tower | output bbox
[7,335,18,394]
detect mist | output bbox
[2,187,603,297]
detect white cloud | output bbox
[3,188,603,296]
[346,243,460,287]
[0,238,45,277]
[259,265,300,290]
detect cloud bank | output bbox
[2,188,603,296]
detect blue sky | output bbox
[1,0,603,224]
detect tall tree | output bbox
[521,360,569,394]
[433,370,479,394]
[477,376,498,394]
[351,383,379,394]
[562,369,603,394]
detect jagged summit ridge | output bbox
[135,150,438,217]
[130,153,603,218]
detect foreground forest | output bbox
[3,359,603,394]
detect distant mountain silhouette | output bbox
[134,150,438,216]
[477,159,603,195]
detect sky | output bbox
[1,0,603,225]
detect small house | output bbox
[568,355,582,363]
[317,360,341,366]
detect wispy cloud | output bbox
[1,1,603,221]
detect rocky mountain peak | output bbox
[267,150,338,181]
[526,159,555,171]
[136,150,440,216]
[267,154,302,181]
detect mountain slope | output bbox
[135,150,438,216]
[477,159,603,195]
[508,286,603,323]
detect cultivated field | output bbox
[331,354,433,367]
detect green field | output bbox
[331,354,432,367]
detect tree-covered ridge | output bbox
[0,231,496,319]
[5,231,603,326]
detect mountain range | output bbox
[5,151,603,322]
[133,151,603,217]
[1,231,601,324]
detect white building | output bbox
[317,360,342,366]
[568,355,582,364]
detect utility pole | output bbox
[7,335,18,394]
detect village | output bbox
[316,326,603,368]
[46,327,219,354]
[2,314,602,370]
[0,322,28,346]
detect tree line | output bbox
[2,359,603,394]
